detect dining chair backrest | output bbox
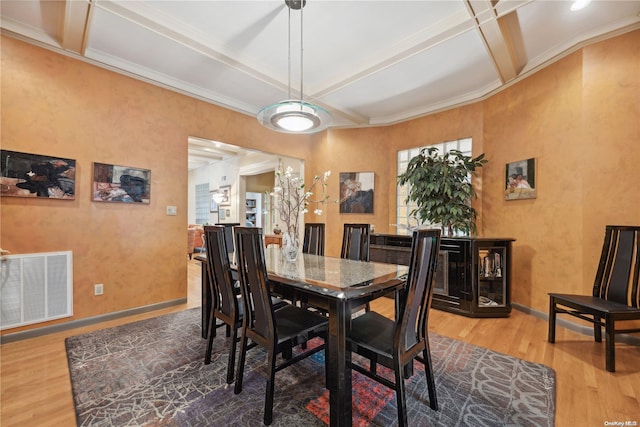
[303,223,325,255]
[234,226,275,346]
[341,223,370,261]
[202,225,245,382]
[204,225,240,323]
[593,225,640,306]
[397,228,441,353]
[216,222,241,255]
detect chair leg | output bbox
[403,359,414,379]
[422,348,438,410]
[548,297,556,343]
[282,342,293,360]
[226,326,238,384]
[204,314,216,365]
[594,316,603,342]
[605,317,616,372]
[394,358,408,427]
[264,349,277,425]
[324,339,331,390]
[234,332,248,394]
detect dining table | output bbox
[197,247,409,427]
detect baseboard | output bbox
[512,302,640,346]
[0,298,188,344]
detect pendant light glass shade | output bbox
[257,100,331,134]
[257,0,332,134]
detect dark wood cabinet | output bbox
[370,233,515,318]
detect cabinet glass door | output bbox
[477,246,506,307]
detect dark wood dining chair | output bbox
[341,223,370,261]
[299,222,327,314]
[203,226,287,383]
[342,223,371,311]
[302,222,325,255]
[216,222,241,280]
[203,225,242,384]
[548,225,640,372]
[348,228,441,427]
[233,226,328,425]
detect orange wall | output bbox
[2,30,639,335]
[483,30,640,312]
[482,49,586,310]
[0,36,313,334]
[306,30,640,314]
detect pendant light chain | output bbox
[287,5,291,99]
[256,0,332,134]
[299,3,304,102]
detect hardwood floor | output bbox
[1,257,638,426]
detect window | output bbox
[396,138,472,234]
[195,183,210,224]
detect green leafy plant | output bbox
[397,147,487,235]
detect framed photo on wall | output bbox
[0,150,76,199]
[505,158,536,200]
[219,185,231,206]
[339,171,374,214]
[92,162,151,204]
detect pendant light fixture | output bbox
[257,0,332,134]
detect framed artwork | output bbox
[0,150,76,199]
[219,185,231,206]
[219,208,226,220]
[210,190,220,212]
[339,171,374,214]
[92,162,151,204]
[505,158,536,200]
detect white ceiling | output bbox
[2,0,639,169]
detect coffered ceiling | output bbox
[2,0,639,169]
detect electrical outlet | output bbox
[94,284,104,296]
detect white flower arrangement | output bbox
[271,166,333,252]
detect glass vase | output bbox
[281,231,300,262]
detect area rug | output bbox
[65,308,556,426]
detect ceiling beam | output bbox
[61,0,91,54]
[466,0,520,83]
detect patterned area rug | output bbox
[65,308,556,426]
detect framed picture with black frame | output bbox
[505,158,536,200]
[92,162,151,204]
[0,149,76,199]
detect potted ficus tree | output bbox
[397,147,487,235]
